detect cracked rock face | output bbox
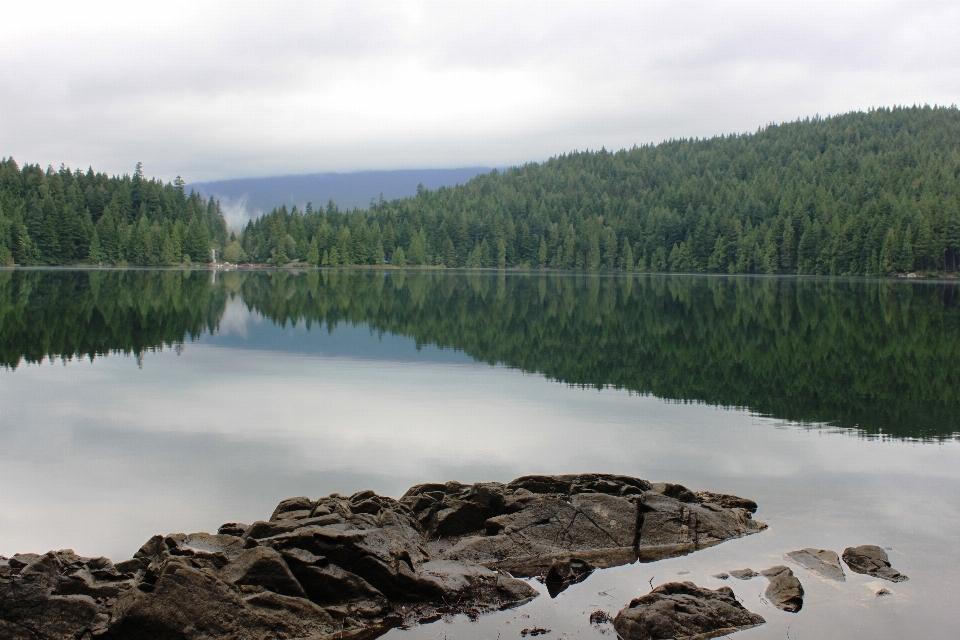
[404,474,766,576]
[0,474,764,639]
[613,581,766,640]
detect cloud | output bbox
[1,1,958,182]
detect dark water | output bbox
[1,268,958,638]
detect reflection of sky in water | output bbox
[1,300,959,638]
[207,297,475,363]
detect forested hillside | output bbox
[237,106,960,275]
[0,160,228,266]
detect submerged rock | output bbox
[728,568,758,580]
[842,545,908,583]
[760,566,804,612]
[785,548,845,581]
[1,474,765,639]
[613,581,765,640]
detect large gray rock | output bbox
[405,474,766,576]
[1,474,764,639]
[106,561,345,640]
[785,548,845,581]
[842,545,908,582]
[613,581,765,640]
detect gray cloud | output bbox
[1,1,958,182]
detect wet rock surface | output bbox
[0,474,765,639]
[543,557,595,597]
[728,568,759,580]
[842,545,909,583]
[759,566,804,612]
[408,474,766,576]
[613,581,766,640]
[785,548,845,581]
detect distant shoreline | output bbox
[2,263,958,282]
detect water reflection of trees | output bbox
[2,268,958,440]
[236,270,960,440]
[0,269,226,368]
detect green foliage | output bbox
[237,106,960,275]
[0,159,228,265]
[223,240,247,264]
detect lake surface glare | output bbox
[1,268,958,639]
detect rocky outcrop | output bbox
[613,582,765,640]
[842,545,908,583]
[759,566,804,612]
[404,474,766,576]
[0,474,764,639]
[785,548,845,581]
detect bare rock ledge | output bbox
[0,474,765,640]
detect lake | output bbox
[1,268,958,639]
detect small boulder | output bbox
[543,557,595,597]
[842,546,908,583]
[760,566,803,612]
[785,548,844,581]
[219,547,307,599]
[269,496,316,522]
[613,581,765,640]
[217,523,248,537]
[728,568,758,580]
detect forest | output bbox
[236,105,960,276]
[0,160,228,266]
[4,106,959,275]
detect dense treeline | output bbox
[0,160,228,265]
[3,268,958,439]
[237,106,960,275]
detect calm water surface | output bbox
[1,269,958,639]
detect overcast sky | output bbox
[2,1,958,182]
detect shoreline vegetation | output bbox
[3,106,960,277]
[3,262,958,283]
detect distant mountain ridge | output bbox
[190,167,496,219]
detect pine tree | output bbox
[88,227,103,264]
[306,236,320,266]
